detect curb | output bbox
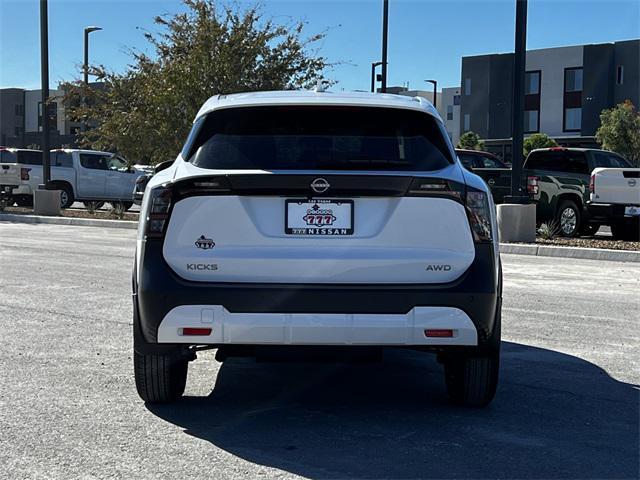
[0,213,138,230]
[499,243,640,263]
[1,213,637,262]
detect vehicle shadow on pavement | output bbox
[147,342,639,479]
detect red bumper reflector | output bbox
[424,329,454,338]
[181,327,212,336]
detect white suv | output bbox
[133,91,502,407]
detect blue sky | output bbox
[1,0,638,91]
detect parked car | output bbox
[456,149,511,203]
[0,147,146,209]
[132,91,502,407]
[524,147,633,237]
[588,163,640,240]
[132,160,174,205]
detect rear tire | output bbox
[134,350,188,403]
[611,221,640,241]
[556,200,581,237]
[444,352,500,407]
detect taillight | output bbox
[465,189,492,242]
[21,167,30,181]
[145,185,173,238]
[527,176,539,195]
[407,178,464,199]
[589,173,595,195]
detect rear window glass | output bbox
[592,152,630,169]
[0,150,17,163]
[525,150,588,174]
[17,150,43,166]
[0,150,43,165]
[187,106,453,171]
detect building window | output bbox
[453,94,461,106]
[447,105,454,121]
[525,71,540,95]
[564,108,582,131]
[617,65,624,85]
[14,104,24,116]
[524,110,539,133]
[14,127,23,136]
[564,68,583,92]
[464,78,471,96]
[464,114,470,131]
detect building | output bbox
[459,39,639,161]
[440,86,462,145]
[0,85,90,148]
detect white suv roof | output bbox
[195,90,440,121]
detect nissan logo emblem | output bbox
[629,179,637,187]
[310,178,330,193]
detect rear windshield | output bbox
[592,151,631,169]
[186,106,453,171]
[525,150,589,174]
[0,150,43,165]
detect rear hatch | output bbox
[160,105,478,284]
[591,168,640,205]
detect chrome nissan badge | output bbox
[310,178,330,193]
[628,179,637,187]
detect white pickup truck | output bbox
[589,166,640,240]
[0,147,146,209]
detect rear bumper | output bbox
[134,241,500,350]
[586,202,640,222]
[157,305,478,346]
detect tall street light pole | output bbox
[508,0,528,202]
[39,0,50,189]
[82,26,102,132]
[371,61,383,92]
[425,79,437,110]
[380,0,389,93]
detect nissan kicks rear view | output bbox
[132,91,502,407]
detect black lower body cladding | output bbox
[133,241,500,351]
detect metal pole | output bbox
[39,0,50,189]
[371,63,376,93]
[371,61,382,93]
[432,80,437,110]
[509,0,528,202]
[81,29,89,132]
[381,0,389,93]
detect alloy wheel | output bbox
[560,207,577,235]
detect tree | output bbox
[63,0,330,164]
[457,131,485,151]
[523,133,557,158]
[596,100,640,167]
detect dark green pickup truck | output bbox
[458,147,633,237]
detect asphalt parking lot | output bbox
[0,222,638,479]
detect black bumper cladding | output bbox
[134,241,500,350]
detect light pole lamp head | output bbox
[425,79,437,87]
[85,26,102,34]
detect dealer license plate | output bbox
[285,199,354,235]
